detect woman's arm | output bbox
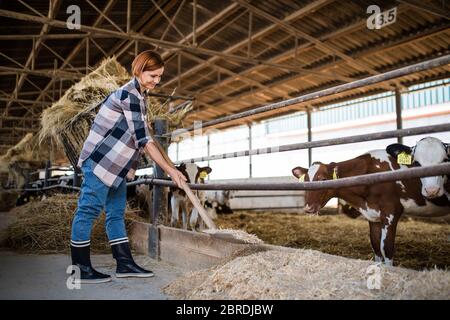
[144,141,186,188]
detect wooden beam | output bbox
[0,8,347,78]
[4,0,61,112]
[151,0,185,40]
[127,0,131,33]
[397,0,450,20]
[85,0,124,33]
[232,0,381,77]
[188,6,444,114]
[32,0,118,106]
[161,2,240,60]
[0,33,111,40]
[180,51,289,99]
[161,0,333,88]
[0,66,81,80]
[0,98,50,106]
[193,0,197,46]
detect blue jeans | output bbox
[71,158,127,244]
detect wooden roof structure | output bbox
[0,0,449,151]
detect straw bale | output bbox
[4,193,144,253]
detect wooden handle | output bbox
[150,134,217,230]
[180,180,217,229]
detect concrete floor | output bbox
[0,210,187,300]
[0,250,185,300]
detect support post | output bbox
[307,108,312,166]
[73,166,81,187]
[206,135,210,180]
[248,123,252,178]
[127,0,131,33]
[395,88,403,144]
[85,37,89,75]
[44,160,51,187]
[150,118,168,259]
[192,0,197,46]
[248,12,252,57]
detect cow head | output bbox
[176,163,212,184]
[292,162,338,215]
[386,137,449,198]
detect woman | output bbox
[71,50,187,283]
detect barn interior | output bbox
[0,0,449,300]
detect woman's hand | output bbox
[167,167,187,188]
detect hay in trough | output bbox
[203,228,263,244]
[215,211,450,270]
[4,193,144,254]
[163,248,450,300]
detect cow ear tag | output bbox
[199,171,208,179]
[332,168,339,180]
[298,174,305,183]
[397,152,412,165]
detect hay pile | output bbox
[40,57,130,166]
[40,56,192,167]
[164,248,450,300]
[4,193,144,254]
[0,133,63,187]
[147,92,193,130]
[216,211,450,270]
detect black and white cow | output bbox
[169,163,212,229]
[386,137,449,202]
[204,190,235,215]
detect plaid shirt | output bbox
[77,77,152,188]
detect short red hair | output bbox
[131,50,164,76]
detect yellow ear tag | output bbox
[397,152,412,165]
[332,168,339,180]
[199,171,208,179]
[298,174,305,183]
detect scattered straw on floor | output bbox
[163,248,450,300]
[4,193,144,254]
[215,211,450,270]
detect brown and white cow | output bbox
[169,163,212,230]
[292,149,449,266]
[386,137,449,202]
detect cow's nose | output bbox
[424,187,441,198]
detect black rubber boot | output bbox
[70,244,111,284]
[111,242,154,278]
